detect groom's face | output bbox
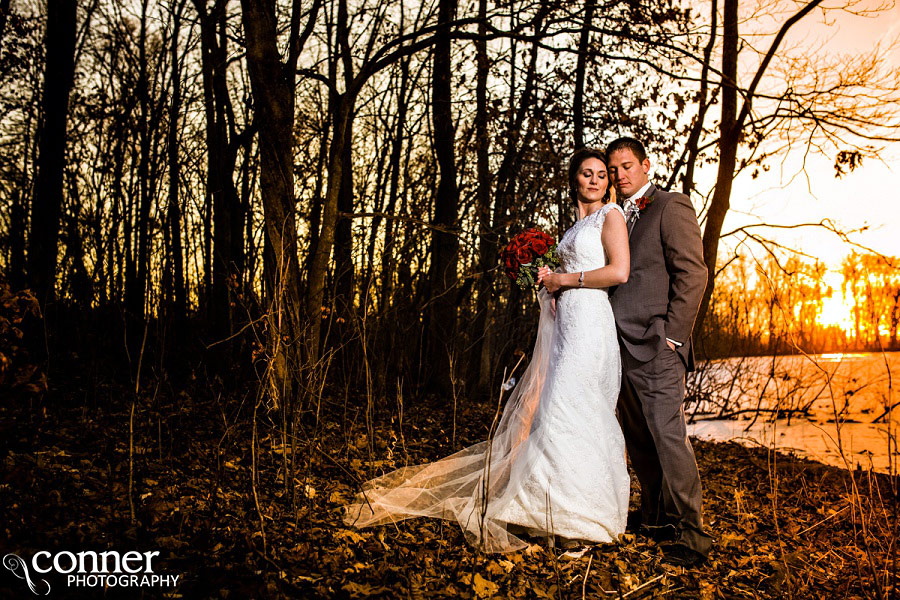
[608,149,651,199]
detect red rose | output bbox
[516,246,532,264]
[500,228,560,288]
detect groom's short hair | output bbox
[606,137,647,162]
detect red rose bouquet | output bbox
[501,228,560,290]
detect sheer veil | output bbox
[343,288,557,552]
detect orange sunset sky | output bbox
[666,1,900,329]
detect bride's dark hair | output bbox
[568,147,610,204]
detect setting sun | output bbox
[817,272,855,333]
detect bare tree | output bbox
[27,0,78,307]
[241,0,318,402]
[696,0,824,335]
[470,0,491,391]
[193,0,253,343]
[572,0,595,150]
[164,0,187,325]
[423,0,461,391]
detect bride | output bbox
[343,147,631,553]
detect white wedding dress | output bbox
[344,203,629,552]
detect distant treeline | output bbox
[700,252,900,358]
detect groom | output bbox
[607,137,713,566]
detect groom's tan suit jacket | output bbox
[610,183,707,371]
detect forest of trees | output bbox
[1,0,899,408]
[702,251,900,358]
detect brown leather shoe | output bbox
[642,523,678,543]
[660,542,707,567]
[626,510,643,533]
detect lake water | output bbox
[685,351,899,474]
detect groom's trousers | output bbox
[617,344,713,556]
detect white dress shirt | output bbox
[623,181,653,207]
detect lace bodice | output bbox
[556,203,624,273]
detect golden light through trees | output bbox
[1,0,898,389]
[701,251,900,356]
[817,271,855,334]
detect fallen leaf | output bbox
[719,532,746,548]
[532,583,558,599]
[334,529,367,543]
[472,573,499,598]
[341,581,390,597]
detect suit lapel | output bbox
[626,213,638,236]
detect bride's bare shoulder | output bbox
[601,203,626,219]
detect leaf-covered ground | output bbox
[1,387,897,599]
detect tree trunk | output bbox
[131,0,152,320]
[167,0,186,325]
[471,0,493,392]
[0,0,11,47]
[379,58,411,312]
[333,106,355,311]
[676,0,716,196]
[694,0,823,338]
[27,0,77,307]
[208,7,233,339]
[9,188,26,289]
[305,129,327,277]
[64,174,92,305]
[195,0,243,342]
[424,0,460,392]
[241,0,306,402]
[111,132,126,301]
[309,96,351,358]
[240,137,257,288]
[9,63,35,291]
[573,0,595,150]
[890,289,899,350]
[695,0,738,340]
[473,7,542,390]
[362,101,393,310]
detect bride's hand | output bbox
[537,266,550,281]
[550,296,557,317]
[539,268,563,294]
